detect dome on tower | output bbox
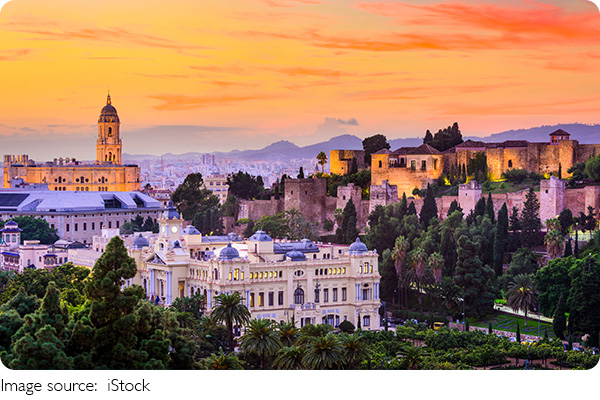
[161,200,181,220]
[348,237,368,255]
[218,243,240,261]
[98,93,120,123]
[132,234,150,249]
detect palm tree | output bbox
[302,333,345,369]
[203,348,244,370]
[274,345,305,370]
[506,274,538,326]
[392,235,410,307]
[240,318,282,369]
[428,252,444,285]
[278,321,298,347]
[339,333,372,370]
[397,343,425,370]
[316,151,328,173]
[544,228,564,259]
[297,323,333,345]
[408,247,428,312]
[210,292,251,352]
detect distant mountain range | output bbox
[123,123,600,162]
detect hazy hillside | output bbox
[123,123,600,162]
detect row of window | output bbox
[315,267,346,276]
[378,159,439,171]
[292,287,348,305]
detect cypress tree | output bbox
[492,203,509,276]
[407,201,417,216]
[419,183,438,228]
[488,322,493,334]
[564,236,572,257]
[574,231,579,257]
[447,199,462,217]
[485,193,495,223]
[297,167,305,179]
[341,199,358,244]
[398,192,408,218]
[552,293,567,340]
[474,197,486,219]
[521,188,542,248]
[558,163,562,180]
[440,228,457,277]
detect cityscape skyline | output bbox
[1,0,600,159]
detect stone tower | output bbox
[458,180,482,215]
[96,93,122,165]
[539,175,565,225]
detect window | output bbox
[421,160,427,170]
[258,292,264,307]
[362,288,370,301]
[75,223,78,231]
[323,289,329,302]
[342,287,347,301]
[250,293,255,307]
[363,315,370,327]
[91,222,95,230]
[268,292,274,306]
[294,287,304,304]
[378,160,382,168]
[434,159,438,170]
[411,160,416,170]
[83,223,87,231]
[66,224,70,232]
[508,160,513,168]
[333,288,338,302]
[278,291,284,306]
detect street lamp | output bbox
[381,301,388,331]
[206,334,227,353]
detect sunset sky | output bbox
[1,0,599,159]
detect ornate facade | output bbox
[3,94,140,192]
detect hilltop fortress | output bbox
[331,130,600,199]
[236,129,600,235]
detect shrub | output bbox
[339,320,355,333]
[502,168,529,183]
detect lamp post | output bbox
[206,334,228,354]
[382,301,388,331]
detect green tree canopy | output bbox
[362,134,390,166]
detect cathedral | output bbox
[3,94,141,192]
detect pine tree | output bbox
[492,203,509,276]
[419,183,438,228]
[453,236,495,318]
[84,236,144,368]
[398,192,408,218]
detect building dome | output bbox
[161,200,180,220]
[98,93,120,123]
[182,225,201,235]
[132,233,150,249]
[285,250,306,261]
[248,230,272,242]
[218,243,240,261]
[1,220,22,233]
[348,237,368,255]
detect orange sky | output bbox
[1,0,599,157]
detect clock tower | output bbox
[96,92,122,165]
[158,200,183,240]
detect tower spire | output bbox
[107,91,111,105]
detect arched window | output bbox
[508,160,513,168]
[294,287,304,304]
[108,127,113,136]
[378,160,382,168]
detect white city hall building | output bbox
[135,202,382,330]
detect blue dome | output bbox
[162,200,180,220]
[285,250,306,261]
[348,237,368,255]
[182,225,201,235]
[132,234,149,249]
[248,230,272,242]
[218,243,240,261]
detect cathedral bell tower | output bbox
[96,93,122,165]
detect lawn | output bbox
[471,313,556,339]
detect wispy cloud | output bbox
[148,94,269,111]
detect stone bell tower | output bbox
[96,93,122,165]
